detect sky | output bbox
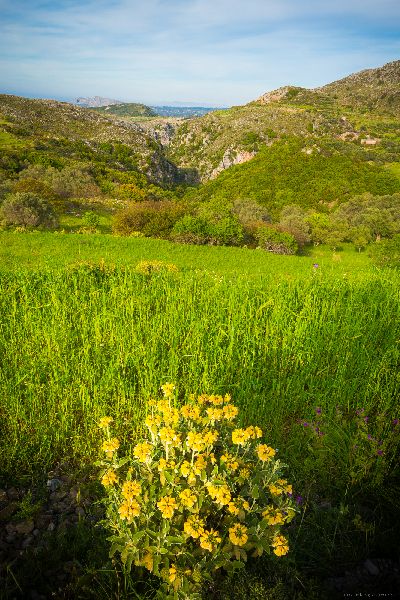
[0,0,399,106]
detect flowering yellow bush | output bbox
[97,384,296,599]
[135,260,178,274]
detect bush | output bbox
[1,192,58,229]
[369,234,400,268]
[113,201,186,237]
[97,385,295,599]
[82,211,101,231]
[172,214,245,246]
[255,226,298,254]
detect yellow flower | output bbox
[169,564,178,583]
[229,523,248,546]
[193,454,207,474]
[162,407,180,426]
[118,499,140,521]
[220,452,239,472]
[257,444,276,462]
[122,480,141,499]
[269,483,284,496]
[186,431,205,452]
[158,458,176,472]
[227,502,240,516]
[246,425,263,439]
[215,485,231,506]
[157,495,177,519]
[161,382,175,398]
[269,479,292,496]
[179,488,197,508]
[222,404,239,420]
[133,441,152,463]
[158,426,181,446]
[232,428,250,445]
[277,479,293,494]
[145,415,161,430]
[262,507,285,525]
[239,467,251,478]
[181,405,201,422]
[202,429,219,446]
[206,407,224,421]
[228,498,250,515]
[207,482,231,506]
[142,551,153,572]
[199,528,221,551]
[98,416,113,429]
[272,534,289,556]
[208,394,225,406]
[102,437,120,456]
[180,460,196,484]
[184,515,205,539]
[101,470,118,486]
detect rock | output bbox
[0,489,7,503]
[21,535,34,549]
[47,478,62,492]
[35,514,52,529]
[50,490,67,502]
[5,522,17,535]
[33,528,40,537]
[364,559,380,576]
[6,487,19,501]
[15,519,34,535]
[5,534,16,544]
[47,522,56,532]
[0,501,18,520]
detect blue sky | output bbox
[0,0,399,106]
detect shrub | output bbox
[255,226,298,255]
[113,201,186,237]
[171,215,210,245]
[1,192,58,229]
[98,385,296,599]
[135,260,179,274]
[369,234,400,268]
[82,211,101,231]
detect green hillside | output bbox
[187,138,400,216]
[0,94,177,186]
[93,102,156,117]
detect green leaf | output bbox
[166,536,184,544]
[251,485,259,499]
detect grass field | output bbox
[1,231,399,598]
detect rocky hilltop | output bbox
[75,96,124,108]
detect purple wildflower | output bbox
[295,495,304,505]
[302,422,309,427]
[313,263,319,269]
[377,450,383,456]
[316,407,322,415]
[367,434,373,440]
[393,419,399,426]
[364,416,369,423]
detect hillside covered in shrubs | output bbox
[1,60,400,258]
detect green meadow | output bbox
[1,231,399,598]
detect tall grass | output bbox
[1,264,398,485]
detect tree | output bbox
[279,204,310,245]
[255,225,298,254]
[350,225,372,252]
[1,192,58,228]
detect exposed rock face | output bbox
[75,96,124,108]
[210,148,256,179]
[256,86,304,104]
